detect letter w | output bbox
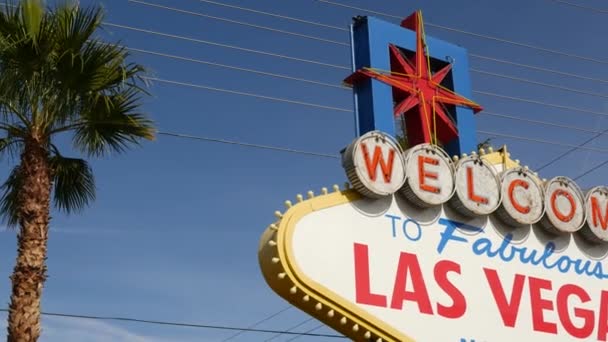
[361,143,395,183]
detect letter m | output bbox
[360,143,395,183]
[591,196,608,230]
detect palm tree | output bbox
[0,1,154,340]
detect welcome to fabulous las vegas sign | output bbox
[258,10,608,342]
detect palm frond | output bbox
[0,164,21,227]
[55,4,103,51]
[0,135,22,161]
[21,0,43,42]
[50,154,95,213]
[73,88,154,156]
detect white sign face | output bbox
[288,195,608,342]
[583,186,608,243]
[452,157,501,217]
[542,177,585,234]
[497,168,545,227]
[402,144,455,207]
[343,131,406,198]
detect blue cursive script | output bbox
[436,218,608,280]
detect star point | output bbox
[344,10,482,147]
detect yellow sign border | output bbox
[258,186,414,342]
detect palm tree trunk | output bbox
[7,138,51,342]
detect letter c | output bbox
[508,179,530,214]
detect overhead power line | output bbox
[121,2,608,94]
[142,75,608,155]
[535,127,608,171]
[128,0,349,46]
[145,77,351,112]
[265,318,314,341]
[128,47,345,89]
[482,111,605,134]
[474,91,608,118]
[107,22,608,111]
[315,0,608,65]
[471,69,608,99]
[548,0,608,14]
[469,54,608,85]
[221,306,292,341]
[285,324,324,342]
[157,132,340,159]
[574,160,608,181]
[136,73,608,158]
[195,0,348,31]
[0,309,344,338]
[129,46,607,137]
[104,22,350,70]
[478,131,608,154]
[127,0,608,86]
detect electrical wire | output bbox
[220,306,292,341]
[471,68,608,99]
[148,77,608,156]
[535,128,608,171]
[185,0,608,85]
[195,0,348,31]
[128,0,349,46]
[284,324,324,342]
[474,90,608,117]
[478,130,608,154]
[119,4,608,96]
[124,0,608,88]
[110,20,608,106]
[265,318,314,341]
[482,111,604,134]
[107,23,608,116]
[469,54,608,85]
[128,46,608,138]
[574,159,608,181]
[157,132,340,159]
[548,0,608,14]
[144,77,351,113]
[0,309,344,338]
[103,22,350,70]
[128,47,345,89]
[315,0,608,65]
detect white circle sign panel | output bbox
[403,144,455,206]
[346,132,406,197]
[543,177,585,233]
[453,157,501,216]
[499,168,544,225]
[584,186,608,242]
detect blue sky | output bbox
[1,0,608,341]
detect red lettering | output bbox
[390,252,433,315]
[598,291,608,341]
[467,167,489,205]
[361,143,395,183]
[353,243,387,307]
[529,277,557,334]
[591,196,608,230]
[550,189,576,223]
[434,260,465,319]
[418,155,440,194]
[557,284,594,339]
[484,268,525,327]
[508,179,530,214]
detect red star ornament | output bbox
[344,11,483,147]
